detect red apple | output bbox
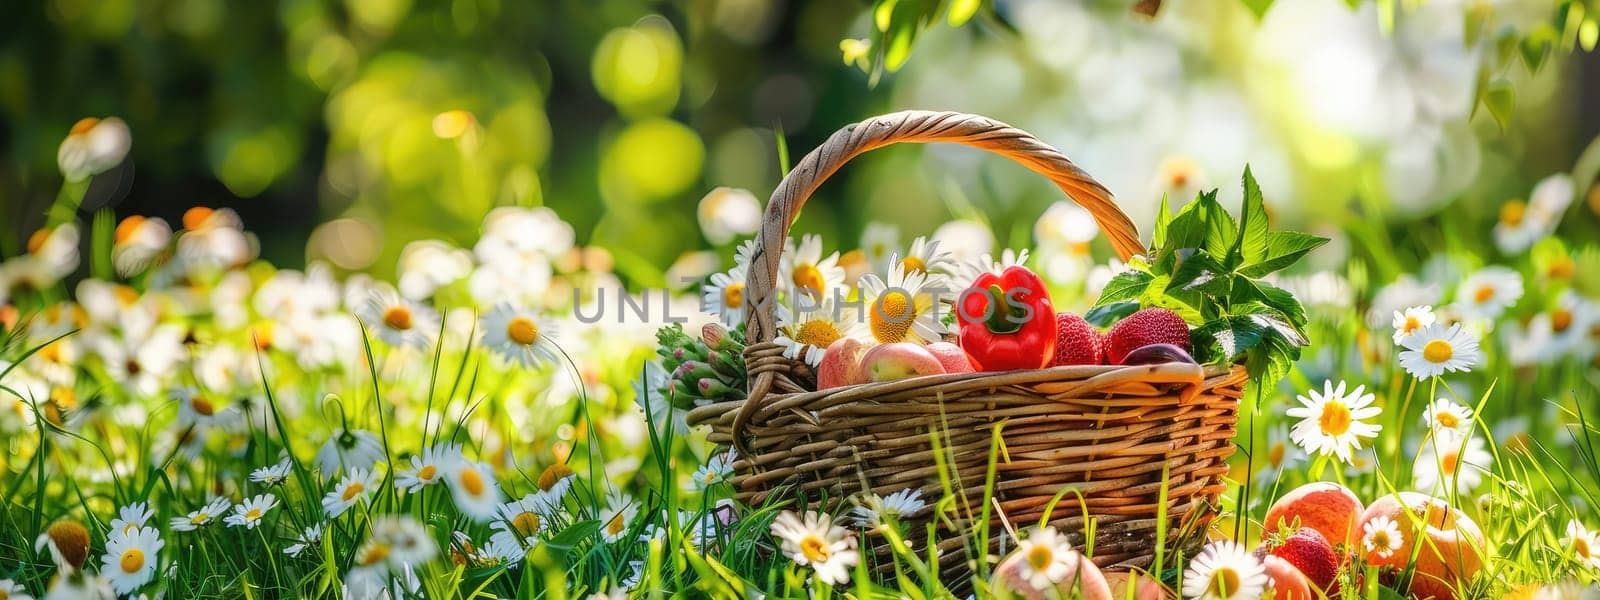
[1358,492,1484,600]
[925,341,975,374]
[816,337,870,389]
[861,342,945,382]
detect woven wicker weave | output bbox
[685,111,1246,577]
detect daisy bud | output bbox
[703,322,728,347]
[37,519,91,571]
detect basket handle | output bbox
[739,111,1144,412]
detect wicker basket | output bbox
[685,111,1247,578]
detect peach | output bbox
[1261,555,1313,600]
[816,337,870,389]
[991,546,1112,600]
[860,342,944,382]
[1263,482,1363,550]
[1358,492,1484,600]
[1101,571,1169,600]
[926,341,975,374]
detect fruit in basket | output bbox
[1105,307,1191,364]
[860,342,945,382]
[1101,571,1168,599]
[1263,482,1363,550]
[1358,492,1484,600]
[1261,555,1314,600]
[1050,312,1103,366]
[991,538,1112,600]
[925,341,975,374]
[817,337,870,389]
[956,265,1056,371]
[1119,343,1196,365]
[1263,527,1339,594]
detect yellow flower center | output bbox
[1402,316,1421,335]
[1318,401,1352,437]
[191,396,215,416]
[1499,200,1526,226]
[46,520,90,569]
[342,482,365,501]
[1473,285,1495,304]
[1423,339,1455,363]
[1435,412,1460,429]
[1549,256,1576,280]
[1552,309,1573,333]
[900,255,927,275]
[1371,530,1393,551]
[71,117,100,136]
[1577,536,1592,558]
[1207,566,1242,598]
[538,464,575,491]
[27,229,49,254]
[799,535,831,562]
[182,206,214,231]
[1026,544,1054,572]
[120,548,145,574]
[245,508,263,520]
[417,465,437,481]
[191,513,209,525]
[358,542,390,567]
[795,320,842,349]
[512,512,541,538]
[869,290,915,343]
[792,264,825,298]
[114,215,146,245]
[506,316,540,346]
[722,283,745,309]
[1439,451,1459,475]
[460,467,486,496]
[382,306,414,331]
[606,513,627,536]
[1267,442,1285,468]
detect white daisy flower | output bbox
[396,240,472,301]
[780,234,847,302]
[689,450,737,491]
[849,488,927,528]
[930,220,994,268]
[1391,305,1437,345]
[897,236,957,284]
[1366,276,1441,329]
[1399,323,1481,379]
[537,464,577,502]
[395,443,461,493]
[0,578,32,600]
[361,515,438,570]
[170,497,232,532]
[1421,398,1474,436]
[111,215,172,278]
[225,494,278,529]
[772,298,861,368]
[314,427,386,477]
[100,526,163,595]
[35,520,91,573]
[1562,520,1600,571]
[1496,174,1574,255]
[1181,540,1267,600]
[57,116,131,181]
[480,304,560,368]
[96,325,186,398]
[488,495,548,563]
[952,248,1031,290]
[1009,526,1080,591]
[1413,431,1493,495]
[770,510,859,586]
[251,459,293,486]
[172,386,224,430]
[107,502,154,537]
[701,262,749,327]
[696,187,761,245]
[1285,380,1382,464]
[1035,201,1100,251]
[858,257,948,344]
[284,523,324,557]
[343,565,421,600]
[1362,514,1404,561]
[175,206,253,269]
[1257,423,1306,482]
[598,490,639,543]
[324,468,381,518]
[859,222,901,275]
[1452,266,1523,322]
[445,459,503,522]
[357,285,438,349]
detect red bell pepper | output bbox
[956,265,1056,371]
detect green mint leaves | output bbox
[1090,167,1328,387]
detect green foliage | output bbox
[1091,168,1328,388]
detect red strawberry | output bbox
[1269,527,1340,595]
[1104,307,1190,364]
[1051,313,1103,366]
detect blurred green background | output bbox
[2,0,1597,284]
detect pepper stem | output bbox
[984,284,1025,334]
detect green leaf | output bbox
[1230,279,1308,331]
[1240,0,1274,19]
[1165,252,1231,297]
[1483,79,1515,131]
[1190,315,1266,364]
[1197,193,1237,260]
[1521,25,1555,71]
[875,0,896,31]
[1092,270,1154,306]
[543,520,602,550]
[1237,231,1329,277]
[1234,166,1269,265]
[1582,19,1598,52]
[948,0,980,26]
[1160,190,1220,261]
[884,23,917,71]
[1152,192,1172,250]
[1085,301,1140,328]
